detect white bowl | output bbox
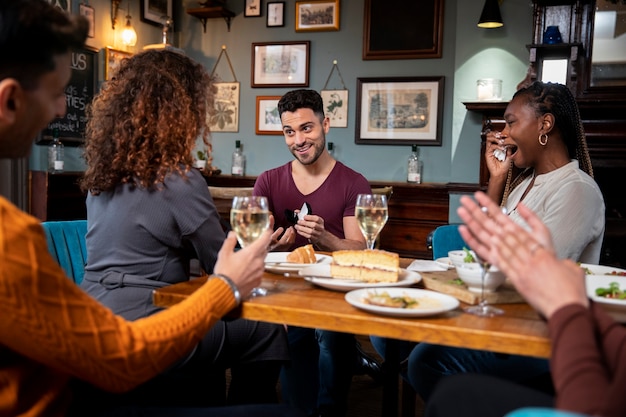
[456,263,506,293]
[448,250,470,268]
[585,274,626,322]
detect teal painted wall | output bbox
[29,0,533,219]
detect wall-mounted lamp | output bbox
[120,0,137,47]
[478,0,504,29]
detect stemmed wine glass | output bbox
[230,196,270,296]
[464,206,506,317]
[463,258,504,317]
[355,194,388,250]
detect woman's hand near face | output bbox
[212,230,272,299]
[484,131,511,179]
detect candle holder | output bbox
[476,79,502,101]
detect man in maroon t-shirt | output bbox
[254,89,379,417]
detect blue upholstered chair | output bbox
[506,408,589,417]
[429,224,466,260]
[41,220,88,284]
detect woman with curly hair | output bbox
[80,50,288,408]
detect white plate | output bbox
[585,273,626,323]
[301,265,421,292]
[434,257,455,269]
[264,252,332,274]
[580,263,626,277]
[345,288,460,317]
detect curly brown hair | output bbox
[80,49,215,194]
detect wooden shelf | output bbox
[187,6,235,32]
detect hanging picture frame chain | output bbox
[320,60,349,128]
[210,45,238,82]
[208,45,240,133]
[322,59,347,91]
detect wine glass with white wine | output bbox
[230,196,270,296]
[355,194,388,250]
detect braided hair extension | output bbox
[500,82,593,207]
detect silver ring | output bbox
[529,243,542,255]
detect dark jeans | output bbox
[370,337,551,402]
[425,373,553,417]
[408,343,551,401]
[280,327,357,416]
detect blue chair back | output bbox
[505,408,590,417]
[41,220,88,284]
[431,224,466,260]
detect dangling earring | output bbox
[539,133,548,146]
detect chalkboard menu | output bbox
[39,46,98,146]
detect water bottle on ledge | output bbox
[407,144,422,183]
[231,140,245,176]
[48,129,64,174]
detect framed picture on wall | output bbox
[320,90,348,128]
[363,0,443,60]
[209,82,240,133]
[355,76,444,146]
[141,0,172,26]
[104,47,132,80]
[256,96,283,135]
[295,0,340,32]
[244,0,262,17]
[251,41,310,87]
[267,2,285,27]
[79,3,95,38]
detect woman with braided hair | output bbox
[484,81,604,263]
[400,82,605,404]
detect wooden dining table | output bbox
[153,258,551,416]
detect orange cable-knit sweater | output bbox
[0,196,236,417]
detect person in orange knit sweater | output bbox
[0,1,302,416]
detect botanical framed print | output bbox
[251,41,310,88]
[244,0,262,17]
[295,0,340,32]
[355,76,444,146]
[104,47,132,80]
[267,2,285,27]
[79,3,95,38]
[141,0,172,26]
[321,90,348,128]
[256,96,283,135]
[209,82,240,133]
[363,0,443,60]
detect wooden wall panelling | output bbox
[29,171,86,221]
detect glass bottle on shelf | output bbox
[231,140,245,176]
[48,128,64,174]
[407,144,422,183]
[327,141,335,158]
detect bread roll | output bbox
[286,244,317,263]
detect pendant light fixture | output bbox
[120,0,137,46]
[478,0,504,29]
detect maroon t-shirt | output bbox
[254,161,371,250]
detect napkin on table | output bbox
[407,259,449,272]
